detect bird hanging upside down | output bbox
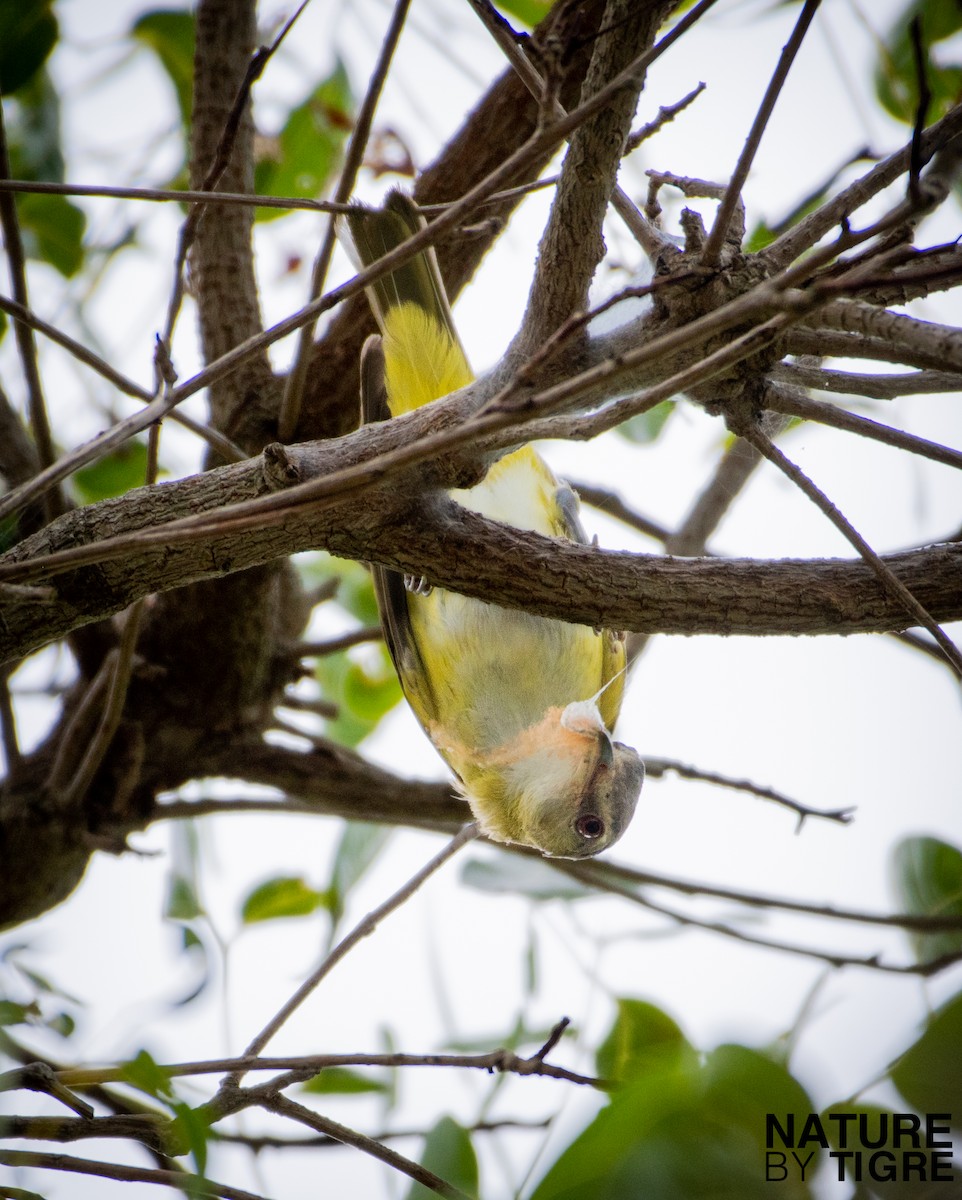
[344,191,644,857]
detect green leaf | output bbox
[405,1116,480,1200]
[299,554,381,625]
[131,9,195,128]
[460,853,594,901]
[325,821,393,935]
[596,998,697,1083]
[891,835,962,962]
[532,1043,815,1200]
[254,60,354,221]
[170,1103,211,1177]
[890,990,962,1122]
[5,68,64,181]
[120,1048,175,1100]
[0,999,38,1025]
[874,0,962,126]
[617,400,674,444]
[240,875,330,924]
[343,653,402,722]
[72,440,151,504]
[301,1066,390,1095]
[0,0,57,95]
[44,1010,76,1038]
[315,642,401,747]
[493,0,554,28]
[16,191,85,277]
[164,873,204,922]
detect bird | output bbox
[343,190,643,857]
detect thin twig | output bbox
[222,824,478,1089]
[289,627,384,657]
[0,669,21,777]
[555,861,962,975]
[0,294,152,402]
[0,1150,266,1200]
[761,100,962,270]
[56,598,145,808]
[765,387,962,471]
[907,17,932,206]
[0,1063,94,1119]
[565,856,962,933]
[58,1044,601,1091]
[0,177,357,212]
[162,1,312,343]
[0,103,59,520]
[643,756,854,827]
[212,1116,550,1151]
[277,692,339,719]
[738,422,962,675]
[278,0,412,442]
[254,1092,474,1200]
[625,81,707,153]
[569,481,671,544]
[771,361,962,400]
[702,0,822,265]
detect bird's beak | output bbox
[598,728,614,768]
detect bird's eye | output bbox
[575,813,605,840]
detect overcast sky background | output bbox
[2,0,961,1196]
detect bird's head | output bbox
[464,701,644,858]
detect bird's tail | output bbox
[343,191,472,415]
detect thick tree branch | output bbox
[2,439,960,662]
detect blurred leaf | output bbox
[241,875,330,924]
[72,441,151,504]
[164,873,204,922]
[44,1010,75,1038]
[461,853,594,901]
[818,1102,959,1191]
[532,1043,815,1200]
[744,147,877,254]
[875,1,962,126]
[301,1066,390,1095]
[493,0,553,27]
[315,642,401,747]
[120,1048,175,1100]
[300,554,381,625]
[596,997,697,1083]
[16,191,85,277]
[405,1116,479,1200]
[617,400,673,444]
[254,60,353,221]
[171,1103,211,1177]
[131,8,195,128]
[326,821,393,932]
[0,0,57,95]
[342,652,402,722]
[5,69,64,180]
[0,999,38,1025]
[891,835,962,962]
[890,990,962,1121]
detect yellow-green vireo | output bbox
[345,192,644,857]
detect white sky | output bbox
[2,0,961,1197]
